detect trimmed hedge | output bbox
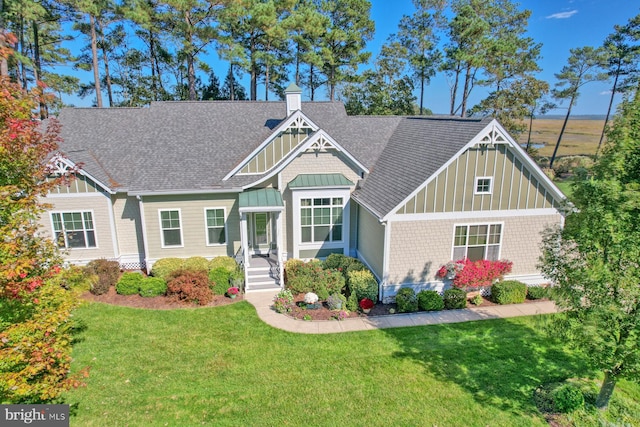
[417,290,444,311]
[116,272,144,295]
[151,258,184,281]
[139,277,167,297]
[527,285,548,300]
[395,288,418,313]
[209,256,237,272]
[347,269,378,302]
[443,288,467,309]
[492,280,527,305]
[182,256,210,272]
[209,266,231,295]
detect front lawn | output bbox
[65,302,639,426]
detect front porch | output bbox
[238,188,285,292]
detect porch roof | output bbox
[288,173,354,189]
[239,188,284,212]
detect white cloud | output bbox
[546,10,578,19]
[600,90,612,96]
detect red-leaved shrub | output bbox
[166,269,212,305]
[452,259,513,289]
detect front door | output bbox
[251,212,271,254]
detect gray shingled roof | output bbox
[351,116,493,218]
[55,101,492,218]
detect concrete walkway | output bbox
[244,290,559,334]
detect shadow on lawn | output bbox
[381,315,593,417]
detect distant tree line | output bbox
[0,0,639,139]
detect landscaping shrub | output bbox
[183,256,210,272]
[285,259,345,299]
[166,269,212,305]
[323,253,348,270]
[116,272,144,295]
[527,285,548,300]
[151,258,184,281]
[449,259,513,289]
[395,287,418,313]
[553,384,585,413]
[209,256,237,272]
[347,269,378,302]
[492,280,527,305]
[52,265,92,291]
[209,267,231,295]
[139,277,167,297]
[85,259,120,295]
[443,288,467,309]
[273,289,294,313]
[417,290,444,311]
[229,269,245,290]
[326,293,347,310]
[346,291,358,311]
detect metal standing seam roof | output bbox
[288,173,354,188]
[238,188,284,209]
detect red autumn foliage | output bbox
[451,259,513,289]
[166,270,213,305]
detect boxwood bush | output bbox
[151,258,184,281]
[139,277,167,297]
[395,287,418,313]
[417,290,444,311]
[209,256,237,272]
[182,256,210,272]
[443,288,467,309]
[526,285,548,300]
[116,272,144,295]
[492,280,527,304]
[347,269,378,302]
[209,267,232,295]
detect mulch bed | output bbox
[82,286,242,310]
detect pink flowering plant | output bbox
[227,286,239,296]
[273,289,294,313]
[451,259,513,290]
[436,261,465,279]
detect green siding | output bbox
[240,126,312,174]
[356,204,384,279]
[299,248,344,259]
[48,174,106,195]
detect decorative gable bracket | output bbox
[474,124,508,147]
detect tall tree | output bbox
[596,14,640,157]
[549,46,608,169]
[316,0,374,101]
[221,64,247,100]
[539,92,640,410]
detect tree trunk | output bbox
[32,21,47,119]
[228,64,234,101]
[0,0,8,77]
[460,63,473,118]
[19,17,27,89]
[97,19,113,107]
[329,67,335,101]
[449,63,460,116]
[149,30,158,101]
[595,68,620,159]
[89,14,103,108]
[596,372,617,409]
[295,42,300,86]
[549,96,575,169]
[310,64,315,101]
[526,110,534,150]
[184,11,197,101]
[420,71,425,115]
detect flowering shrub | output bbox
[332,310,348,321]
[304,292,319,304]
[273,289,294,313]
[359,298,374,310]
[227,286,239,296]
[285,259,345,300]
[438,259,512,289]
[347,269,378,302]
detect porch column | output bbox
[240,212,250,268]
[275,210,284,287]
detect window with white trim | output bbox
[475,177,493,194]
[205,208,226,245]
[452,223,502,261]
[51,211,96,249]
[300,197,343,243]
[159,210,182,247]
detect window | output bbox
[475,177,493,194]
[159,210,182,247]
[452,223,502,261]
[51,211,96,249]
[205,208,226,245]
[300,197,343,243]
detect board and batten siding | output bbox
[239,127,312,174]
[141,194,239,261]
[112,194,145,263]
[47,174,107,195]
[396,145,558,215]
[279,150,362,258]
[40,194,116,263]
[386,213,562,285]
[356,204,384,279]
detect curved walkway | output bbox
[245,290,559,334]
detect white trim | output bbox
[49,154,115,195]
[203,207,228,247]
[355,249,382,283]
[386,208,560,222]
[381,220,391,302]
[158,208,184,248]
[44,192,109,199]
[381,119,566,221]
[241,129,368,191]
[474,176,493,195]
[130,188,242,197]
[137,196,150,273]
[49,210,99,250]
[106,195,119,259]
[450,222,504,261]
[223,110,321,180]
[238,205,285,214]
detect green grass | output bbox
[65,302,639,426]
[554,179,574,199]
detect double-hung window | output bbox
[300,197,343,243]
[452,223,502,261]
[51,211,96,249]
[159,209,182,247]
[205,208,226,245]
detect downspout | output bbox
[107,194,120,261]
[137,195,150,273]
[381,220,391,303]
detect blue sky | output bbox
[368,0,640,115]
[64,0,639,115]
